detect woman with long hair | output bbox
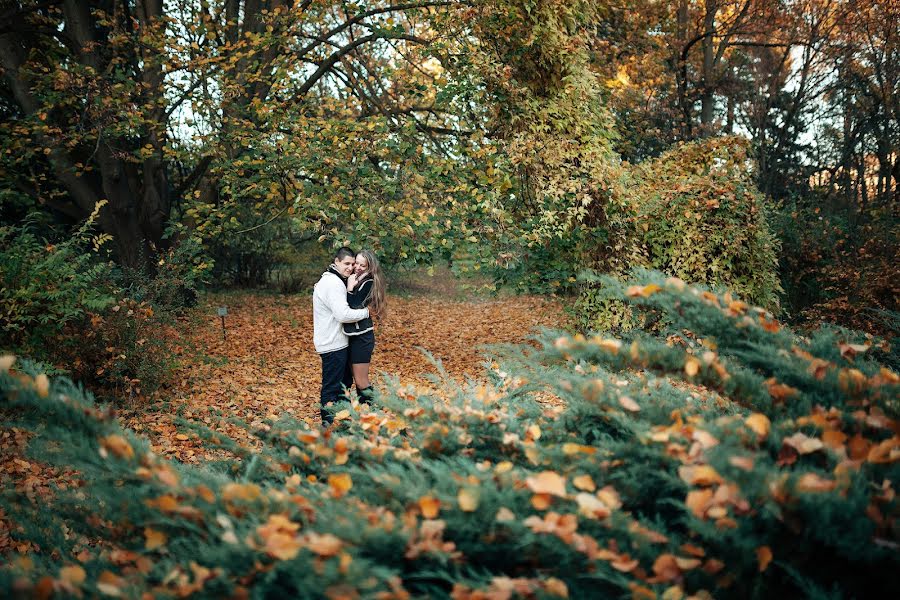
[344,249,386,402]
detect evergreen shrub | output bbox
[1,273,898,598]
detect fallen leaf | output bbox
[619,396,640,412]
[418,495,440,518]
[59,565,86,586]
[745,413,771,439]
[526,471,567,497]
[144,527,167,550]
[572,474,596,492]
[782,432,824,455]
[458,488,479,512]
[756,546,773,572]
[328,473,353,498]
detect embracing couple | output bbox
[312,247,387,425]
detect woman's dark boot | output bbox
[357,386,375,404]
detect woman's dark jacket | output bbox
[344,277,374,336]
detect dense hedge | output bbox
[2,274,897,598]
[577,138,782,332]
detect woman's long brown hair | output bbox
[358,249,387,319]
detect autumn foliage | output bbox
[2,275,898,598]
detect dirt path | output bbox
[119,291,568,462]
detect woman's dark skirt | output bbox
[349,330,375,364]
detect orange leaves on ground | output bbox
[405,519,460,560]
[796,473,837,493]
[0,354,15,372]
[574,493,611,519]
[684,356,701,377]
[782,432,824,455]
[305,532,343,557]
[523,512,578,543]
[96,570,126,597]
[562,443,596,455]
[222,483,263,503]
[678,465,723,486]
[572,474,596,492]
[58,565,86,586]
[758,314,780,333]
[34,374,50,398]
[867,437,900,464]
[766,378,798,403]
[257,514,302,560]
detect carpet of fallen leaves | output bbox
[1,288,566,553]
[117,290,566,462]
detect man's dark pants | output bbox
[320,347,352,424]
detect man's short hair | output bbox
[334,246,355,262]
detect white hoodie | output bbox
[312,270,369,353]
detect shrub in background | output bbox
[577,137,782,332]
[0,217,115,354]
[775,199,898,334]
[1,215,204,399]
[2,273,897,599]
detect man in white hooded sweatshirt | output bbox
[313,247,369,424]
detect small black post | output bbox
[217,306,227,341]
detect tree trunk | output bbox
[699,0,718,131]
[675,0,692,138]
[0,1,171,273]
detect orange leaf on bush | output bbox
[458,488,479,512]
[651,553,681,582]
[100,435,134,460]
[418,495,441,518]
[572,474,596,492]
[618,396,640,412]
[526,471,567,497]
[756,546,773,572]
[144,527,167,550]
[745,413,771,439]
[328,473,353,498]
[797,473,836,492]
[531,493,553,510]
[678,465,723,486]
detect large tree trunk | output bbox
[0,0,170,272]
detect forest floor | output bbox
[115,277,569,464]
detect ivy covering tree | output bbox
[2,274,897,598]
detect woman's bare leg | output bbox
[352,363,371,391]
